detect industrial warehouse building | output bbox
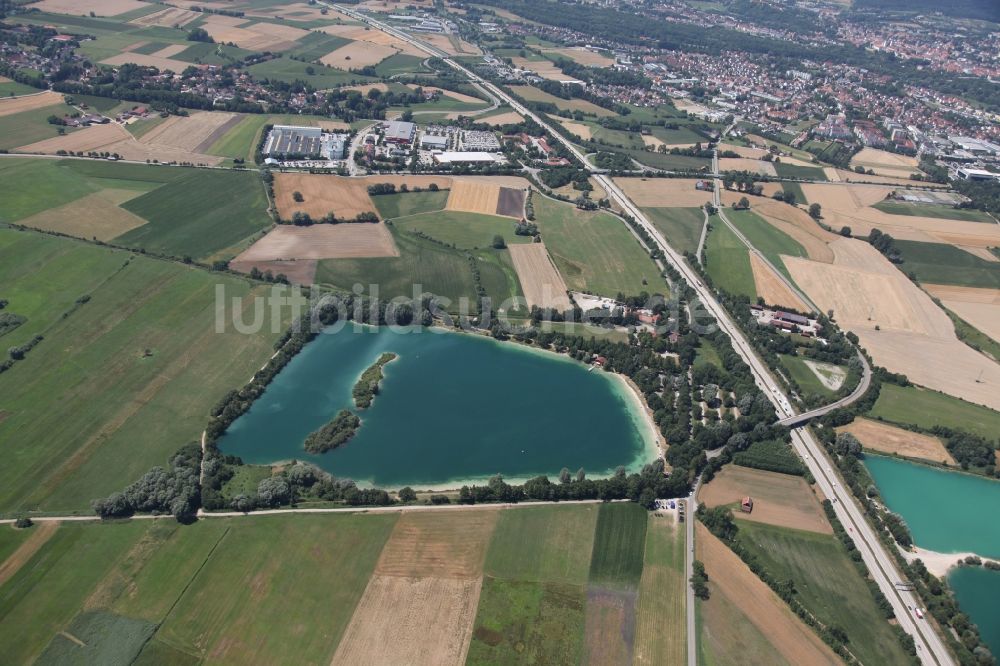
[263,125,348,160]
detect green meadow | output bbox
[534,194,664,298]
[894,240,1000,289]
[704,218,756,299]
[736,521,913,665]
[0,230,293,514]
[0,159,271,261]
[372,190,450,219]
[869,383,1000,440]
[645,206,705,256]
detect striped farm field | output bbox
[0,503,690,664]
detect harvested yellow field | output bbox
[141,111,239,152]
[19,189,148,241]
[543,46,615,67]
[202,22,305,51]
[615,177,712,208]
[696,523,841,666]
[232,224,399,263]
[16,122,129,154]
[273,173,377,220]
[924,284,1000,344]
[837,417,955,465]
[331,575,482,666]
[476,110,524,126]
[150,43,188,58]
[0,90,65,118]
[956,246,999,263]
[321,41,397,68]
[508,243,572,311]
[720,142,768,159]
[316,23,423,55]
[512,57,568,81]
[750,252,809,311]
[339,83,389,95]
[129,6,200,27]
[31,0,145,15]
[718,157,777,177]
[12,121,214,163]
[375,509,499,578]
[699,465,831,534]
[785,238,1000,410]
[446,180,502,215]
[850,147,919,178]
[556,118,592,140]
[801,183,1000,247]
[101,52,190,72]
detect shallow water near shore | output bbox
[219,324,657,488]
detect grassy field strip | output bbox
[736,521,913,665]
[156,514,397,663]
[372,190,450,220]
[726,208,808,281]
[645,207,705,256]
[895,240,1000,289]
[868,383,1000,440]
[704,217,756,299]
[634,514,685,665]
[470,505,599,664]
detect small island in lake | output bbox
[303,410,360,454]
[353,352,398,409]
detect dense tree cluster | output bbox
[92,443,201,522]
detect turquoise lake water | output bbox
[219,324,655,487]
[864,455,1000,558]
[865,455,1000,657]
[949,566,1000,658]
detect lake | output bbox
[949,566,1000,658]
[219,324,657,488]
[865,455,1000,657]
[864,455,1000,558]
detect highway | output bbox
[326,7,954,663]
